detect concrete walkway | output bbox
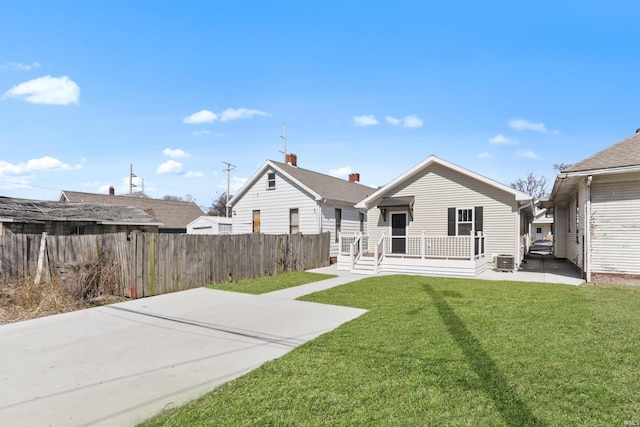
[476,254,584,285]
[0,286,367,427]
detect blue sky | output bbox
[1,1,639,211]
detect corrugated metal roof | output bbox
[59,191,204,229]
[271,161,374,204]
[563,131,640,172]
[0,197,163,225]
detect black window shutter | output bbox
[474,206,483,233]
[447,207,456,236]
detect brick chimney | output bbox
[349,173,360,183]
[285,153,297,166]
[109,186,115,196]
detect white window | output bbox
[457,208,473,236]
[267,172,276,190]
[335,208,342,242]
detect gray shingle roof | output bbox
[271,161,375,204]
[563,131,640,173]
[59,191,204,229]
[0,197,162,225]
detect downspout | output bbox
[585,176,592,282]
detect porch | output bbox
[338,233,487,277]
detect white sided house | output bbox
[228,155,374,260]
[187,216,233,235]
[340,156,534,277]
[541,130,640,285]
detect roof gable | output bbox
[563,131,640,173]
[356,155,531,209]
[230,160,374,206]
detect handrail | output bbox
[350,233,362,270]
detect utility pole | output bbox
[129,164,137,194]
[279,123,287,161]
[222,161,236,217]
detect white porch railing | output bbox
[341,232,485,262]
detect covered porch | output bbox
[338,232,487,277]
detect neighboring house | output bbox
[59,188,204,233]
[187,216,233,235]
[0,196,162,235]
[531,206,554,241]
[227,154,374,260]
[541,130,640,285]
[341,156,533,277]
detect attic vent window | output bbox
[267,172,276,190]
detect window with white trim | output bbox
[290,208,299,234]
[267,172,276,190]
[457,208,473,236]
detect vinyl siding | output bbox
[565,185,584,269]
[554,205,567,258]
[590,176,640,276]
[367,163,520,259]
[231,169,319,235]
[321,205,365,257]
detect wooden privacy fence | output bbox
[0,232,330,298]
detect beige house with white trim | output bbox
[340,156,534,277]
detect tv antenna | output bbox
[279,123,287,161]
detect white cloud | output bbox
[157,160,183,174]
[0,61,41,71]
[478,152,493,158]
[489,134,517,144]
[353,115,379,126]
[219,108,269,122]
[185,171,204,178]
[508,118,559,134]
[385,116,401,125]
[0,156,75,175]
[329,166,353,177]
[385,114,423,128]
[3,75,80,105]
[163,148,190,158]
[191,130,212,136]
[26,156,73,170]
[402,114,423,128]
[517,150,542,159]
[183,110,218,124]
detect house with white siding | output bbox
[541,130,640,285]
[339,156,534,277]
[228,154,374,260]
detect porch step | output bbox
[351,255,377,275]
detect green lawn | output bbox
[207,271,336,294]
[143,275,640,426]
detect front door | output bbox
[391,213,407,254]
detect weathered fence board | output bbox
[0,232,330,298]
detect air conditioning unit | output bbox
[495,254,515,272]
